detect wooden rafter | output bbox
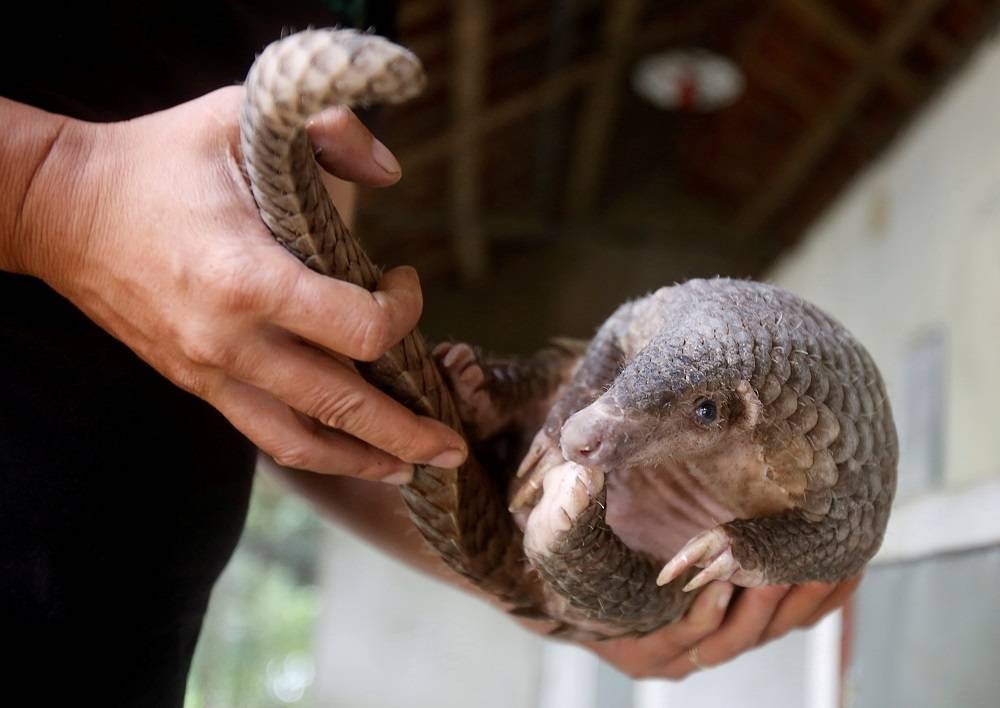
[449,0,489,282]
[743,53,819,121]
[491,1,593,63]
[565,0,644,220]
[532,0,585,216]
[733,0,948,240]
[735,5,819,120]
[399,0,445,29]
[400,58,600,170]
[923,27,959,61]
[634,0,756,52]
[399,6,721,172]
[782,0,922,101]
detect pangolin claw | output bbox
[657,527,730,587]
[683,550,741,591]
[658,526,768,590]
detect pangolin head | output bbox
[561,292,769,471]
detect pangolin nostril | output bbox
[560,407,614,466]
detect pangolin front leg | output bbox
[657,526,764,590]
[659,500,891,592]
[509,299,649,513]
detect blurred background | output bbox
[187,1,1000,706]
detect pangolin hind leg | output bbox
[431,339,586,443]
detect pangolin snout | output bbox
[560,403,621,469]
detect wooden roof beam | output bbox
[743,52,823,121]
[400,58,599,170]
[399,0,446,30]
[734,0,948,240]
[400,2,766,174]
[449,0,490,282]
[565,0,644,221]
[783,0,923,102]
[923,27,959,62]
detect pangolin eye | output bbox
[694,399,717,424]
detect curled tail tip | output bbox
[244,28,425,123]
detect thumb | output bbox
[307,106,401,186]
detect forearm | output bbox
[0,97,95,278]
[266,459,459,581]
[269,458,562,639]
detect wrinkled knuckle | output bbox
[382,432,423,464]
[192,252,276,317]
[215,270,269,315]
[270,446,312,471]
[312,390,368,431]
[170,365,213,399]
[178,328,231,369]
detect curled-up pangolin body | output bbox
[435,279,897,636]
[239,29,898,639]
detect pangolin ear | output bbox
[735,381,763,428]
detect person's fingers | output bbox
[584,583,734,680]
[223,329,466,466]
[210,377,415,481]
[307,105,401,185]
[760,582,838,642]
[647,582,736,680]
[271,265,423,363]
[664,582,735,650]
[803,575,862,627]
[196,88,401,187]
[660,584,791,676]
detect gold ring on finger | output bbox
[688,645,709,671]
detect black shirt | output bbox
[0,1,391,704]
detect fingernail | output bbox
[427,448,466,469]
[382,466,414,485]
[714,584,734,610]
[371,138,401,175]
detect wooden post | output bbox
[734,0,947,240]
[450,0,490,282]
[783,0,921,101]
[565,0,644,222]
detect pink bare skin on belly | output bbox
[604,451,795,562]
[605,463,737,561]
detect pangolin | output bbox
[239,29,898,638]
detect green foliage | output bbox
[186,473,322,708]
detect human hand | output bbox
[584,577,861,679]
[17,87,466,481]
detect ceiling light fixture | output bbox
[631,50,745,111]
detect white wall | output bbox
[635,28,1000,708]
[310,526,544,708]
[308,33,1000,708]
[769,34,1000,491]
